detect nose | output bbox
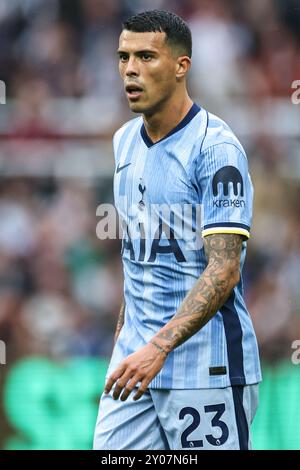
[125,56,139,77]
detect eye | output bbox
[141,53,152,61]
[119,54,128,62]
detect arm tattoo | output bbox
[152,233,243,354]
[150,340,168,355]
[114,299,125,345]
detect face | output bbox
[118,30,184,115]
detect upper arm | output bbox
[193,142,253,240]
[203,233,243,283]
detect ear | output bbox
[175,56,191,80]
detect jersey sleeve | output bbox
[194,143,253,239]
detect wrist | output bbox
[150,340,170,356]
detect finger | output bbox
[112,370,135,400]
[133,379,149,401]
[120,376,140,402]
[104,365,126,394]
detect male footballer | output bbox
[94,10,261,450]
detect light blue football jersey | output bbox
[107,103,262,389]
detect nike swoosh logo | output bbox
[116,162,131,174]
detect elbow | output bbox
[229,269,240,290]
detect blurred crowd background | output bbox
[0,0,300,449]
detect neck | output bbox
[142,91,193,144]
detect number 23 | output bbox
[179,403,229,448]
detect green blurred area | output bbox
[1,358,299,450]
[251,362,300,450]
[1,357,108,450]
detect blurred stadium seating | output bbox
[0,0,300,449]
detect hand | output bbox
[104,342,168,401]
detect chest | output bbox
[114,141,198,214]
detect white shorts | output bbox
[93,384,259,450]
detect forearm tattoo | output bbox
[153,233,243,353]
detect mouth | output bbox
[125,83,143,100]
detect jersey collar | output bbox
[140,102,201,148]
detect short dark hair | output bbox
[122,10,192,58]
